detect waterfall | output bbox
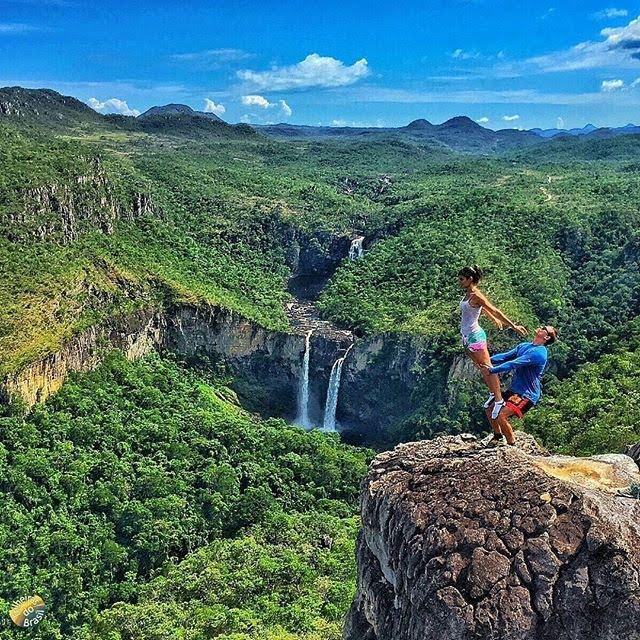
[322,344,354,432]
[296,330,313,428]
[348,237,364,260]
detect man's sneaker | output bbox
[483,393,495,409]
[485,434,504,447]
[491,399,506,420]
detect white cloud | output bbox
[592,7,628,19]
[241,95,292,117]
[0,23,40,33]
[601,78,625,91]
[523,15,640,72]
[240,114,251,123]
[337,84,640,106]
[452,48,480,60]
[171,48,253,66]
[242,94,270,107]
[502,114,520,121]
[476,116,490,123]
[331,119,349,126]
[237,53,370,91]
[556,116,565,128]
[87,97,140,117]
[204,98,226,116]
[279,99,292,117]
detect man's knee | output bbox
[496,405,516,425]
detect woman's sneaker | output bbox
[491,399,506,420]
[483,393,495,409]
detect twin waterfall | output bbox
[296,335,353,433]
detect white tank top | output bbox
[460,297,482,336]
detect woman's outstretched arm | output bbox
[481,306,504,329]
[471,291,527,336]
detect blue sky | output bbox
[1,0,639,128]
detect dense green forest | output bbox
[0,353,369,638]
[1,88,640,636]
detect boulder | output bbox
[345,434,640,640]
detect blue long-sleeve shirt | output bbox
[489,342,548,404]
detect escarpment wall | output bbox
[1,303,350,419]
[162,305,348,421]
[2,307,163,405]
[337,334,453,444]
[2,158,161,244]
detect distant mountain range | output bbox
[252,116,542,153]
[1,86,639,154]
[530,123,640,138]
[252,115,640,152]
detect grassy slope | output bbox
[0,113,468,376]
[0,122,385,375]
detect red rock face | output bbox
[345,434,640,640]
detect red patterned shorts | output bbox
[504,389,534,419]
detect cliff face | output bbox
[2,157,160,244]
[345,434,640,640]
[1,303,349,421]
[338,334,432,441]
[3,307,162,405]
[337,334,456,444]
[163,305,348,421]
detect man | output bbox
[482,325,558,446]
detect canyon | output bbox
[2,227,449,445]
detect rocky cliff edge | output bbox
[345,433,640,640]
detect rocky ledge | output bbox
[345,434,640,640]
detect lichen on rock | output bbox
[345,434,640,640]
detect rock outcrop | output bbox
[345,434,640,640]
[3,158,161,244]
[3,307,163,405]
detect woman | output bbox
[458,265,527,419]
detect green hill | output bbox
[0,86,104,129]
